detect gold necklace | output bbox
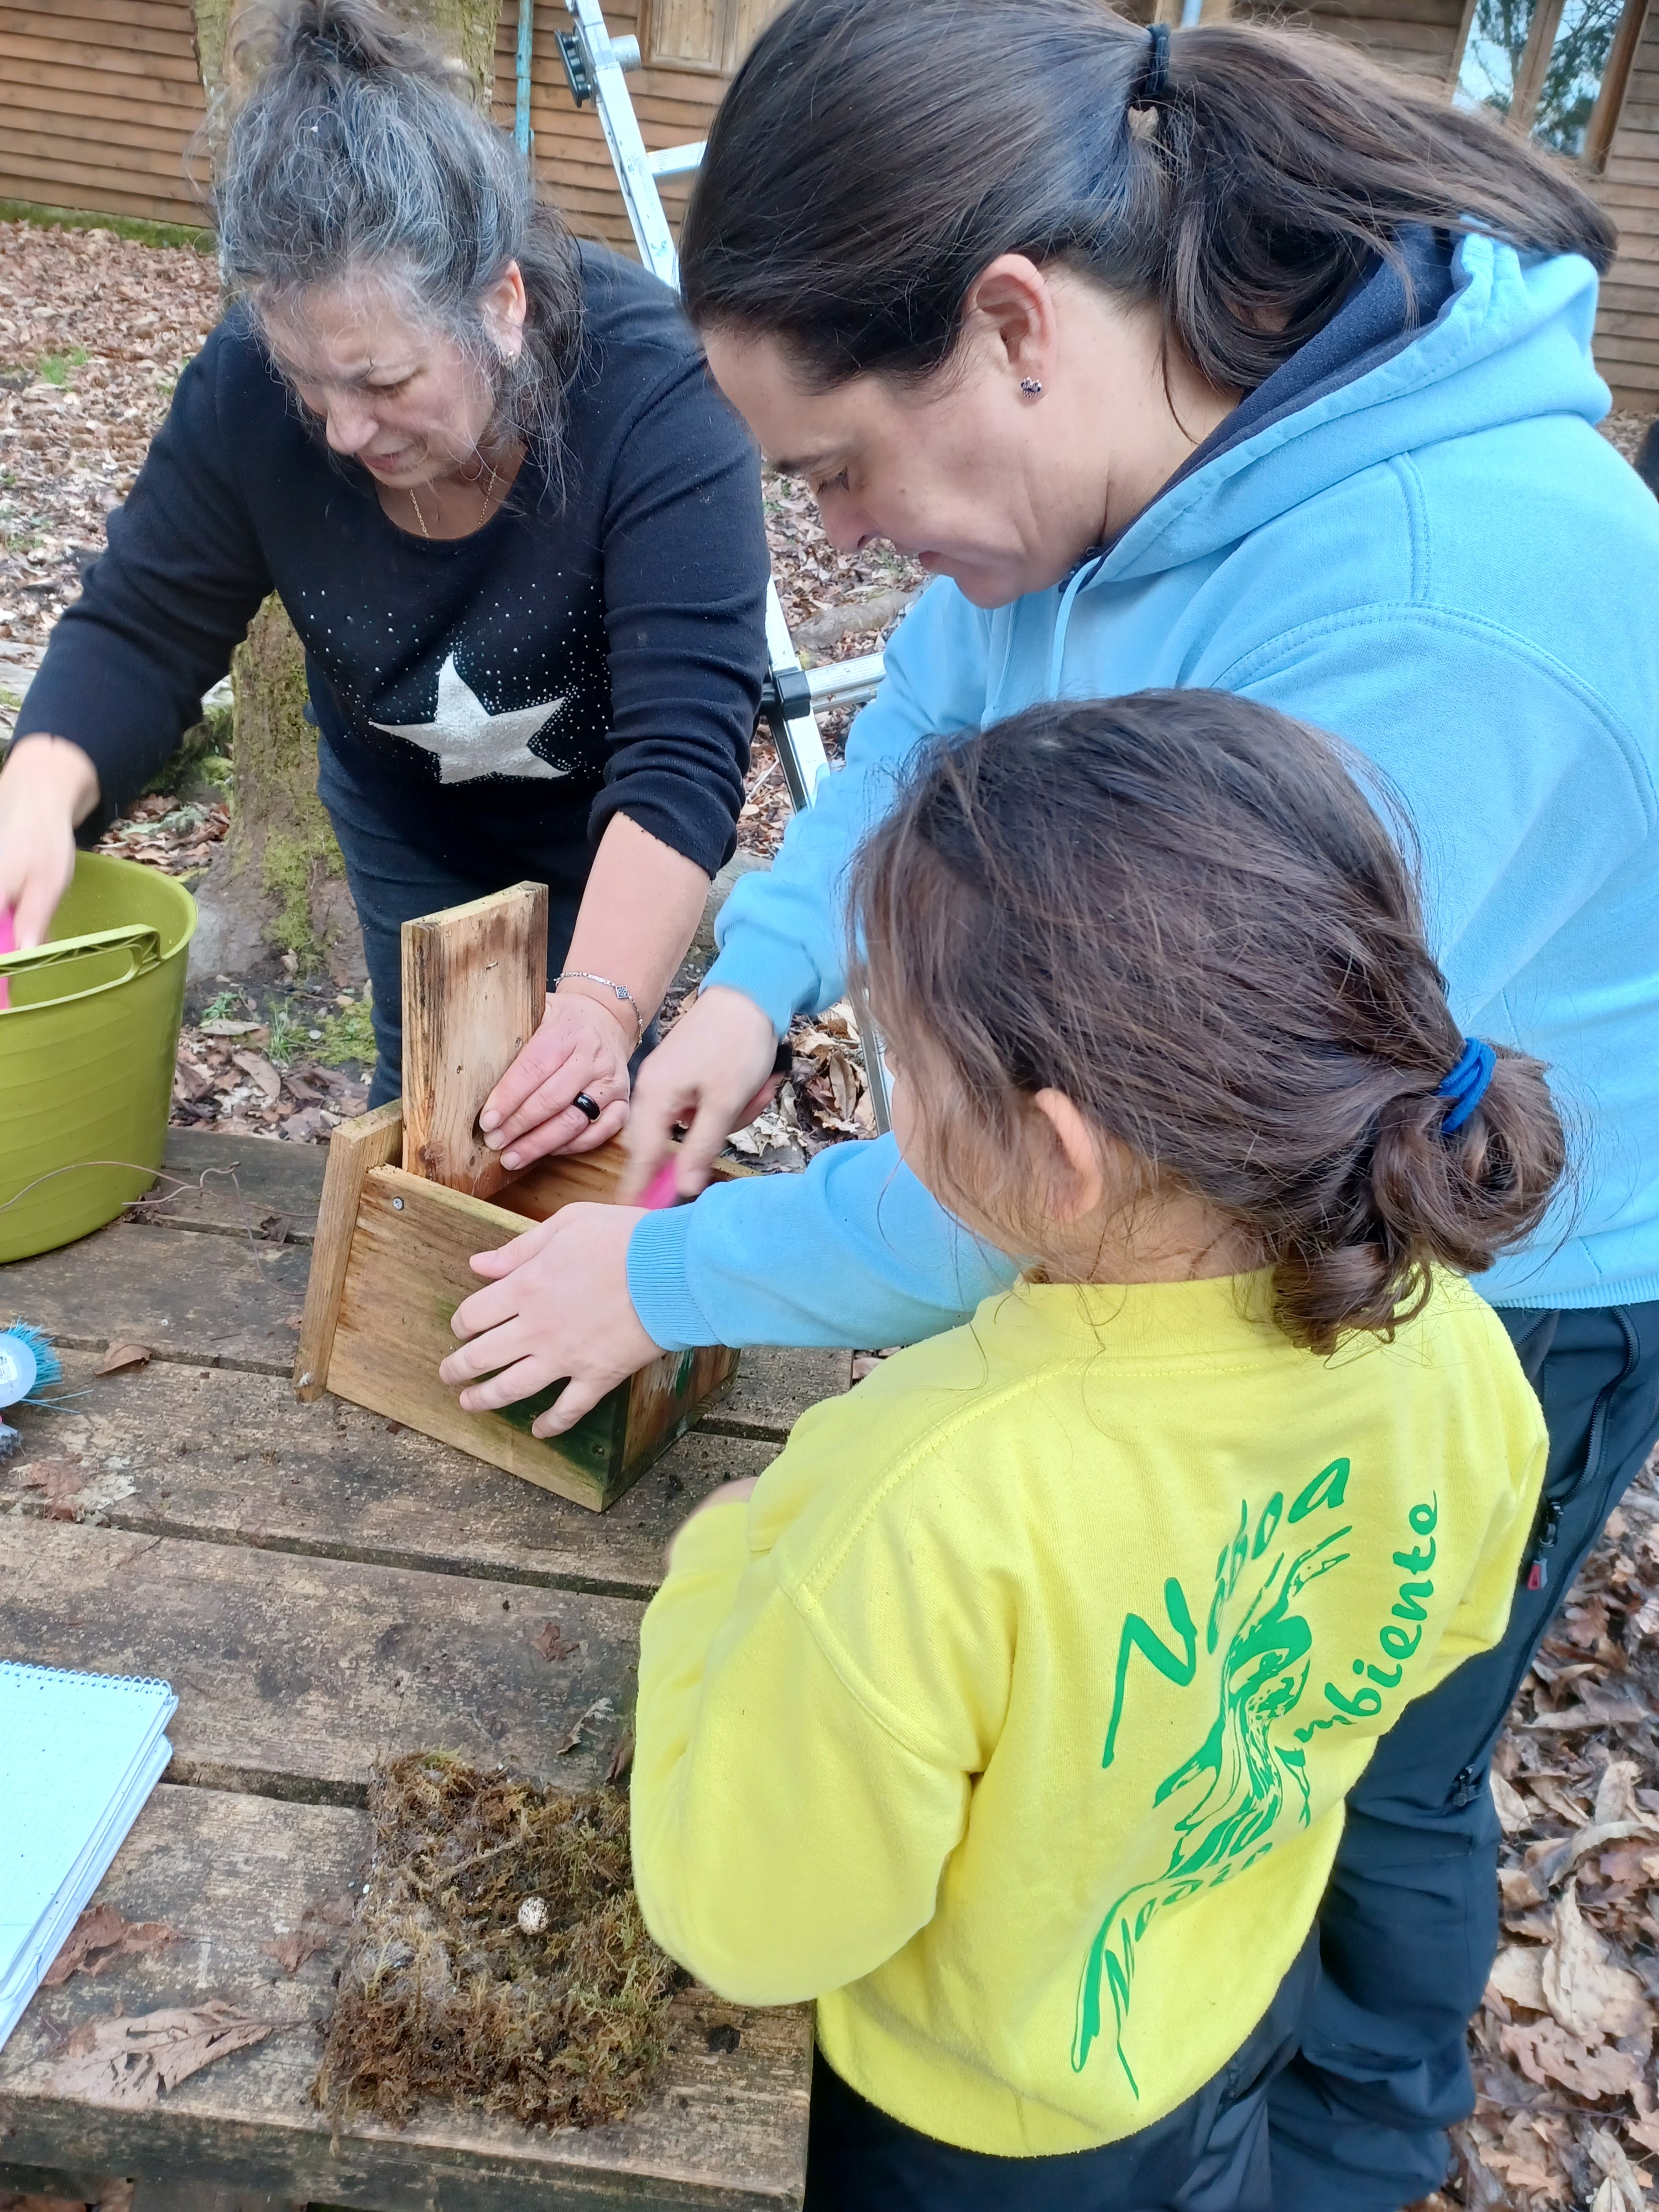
[407,484,431,539]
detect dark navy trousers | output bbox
[1267,1299,1659,2211]
[806,1936,1318,2211]
[317,738,587,1108]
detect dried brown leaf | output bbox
[53,2001,275,2104]
[1488,1943,1548,2014]
[14,1459,85,1504]
[1490,1768,1531,1834]
[230,1051,282,1102]
[1500,2016,1644,2099]
[41,1905,181,1987]
[531,1619,580,1663]
[1542,1880,1648,2039]
[96,1343,150,1375]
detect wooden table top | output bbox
[0,1128,848,2211]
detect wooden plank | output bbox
[401,881,547,1199]
[0,171,203,227]
[0,9,202,62]
[1,1219,311,1376]
[0,151,207,222]
[706,1344,857,1441]
[0,124,206,184]
[0,50,206,108]
[2,106,201,160]
[0,1785,810,2211]
[0,28,202,86]
[327,1167,733,1512]
[144,1126,326,1245]
[293,1101,403,1397]
[0,1520,644,1799]
[0,1350,779,1600]
[9,0,197,27]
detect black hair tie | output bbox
[1142,22,1171,102]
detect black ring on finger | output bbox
[572,1092,602,1124]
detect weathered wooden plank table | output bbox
[0,1127,846,2211]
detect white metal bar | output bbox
[648,139,707,178]
[806,653,885,711]
[565,0,680,283]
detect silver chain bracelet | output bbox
[555,970,644,1047]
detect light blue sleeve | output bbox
[702,583,994,1032]
[1217,606,1658,1019]
[627,1132,1021,1352]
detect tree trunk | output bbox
[190,596,365,984]
[192,1,503,108]
[185,0,503,985]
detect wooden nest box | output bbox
[293,882,737,1510]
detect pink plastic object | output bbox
[639,1159,681,1211]
[0,908,14,1013]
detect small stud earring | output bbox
[1020,377,1044,398]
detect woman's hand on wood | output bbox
[441,1201,661,1435]
[0,735,100,947]
[618,985,783,1202]
[479,989,633,1169]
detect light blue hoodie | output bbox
[630,236,1659,1352]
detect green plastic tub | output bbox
[0,852,196,1262]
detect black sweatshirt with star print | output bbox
[16,246,769,889]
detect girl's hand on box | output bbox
[441,1201,659,1436]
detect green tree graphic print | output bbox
[1071,1459,1356,2092]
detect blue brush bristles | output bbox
[4,1321,62,1396]
[0,1319,63,1462]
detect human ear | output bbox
[1031,1089,1108,1220]
[958,253,1058,393]
[483,260,528,358]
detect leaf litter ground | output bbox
[5,217,1659,2201]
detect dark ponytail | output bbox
[681,0,1616,394]
[846,693,1568,1355]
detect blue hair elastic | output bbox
[1437,1038,1495,1134]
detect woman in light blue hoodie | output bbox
[444,3,1659,2203]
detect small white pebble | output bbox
[518,1895,549,1936]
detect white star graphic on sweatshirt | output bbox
[370,654,568,784]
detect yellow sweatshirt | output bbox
[632,1270,1545,2157]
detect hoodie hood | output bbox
[1091,233,1609,584]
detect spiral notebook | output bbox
[0,1661,178,2049]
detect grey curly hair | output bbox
[214,0,583,472]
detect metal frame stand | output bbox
[554,0,892,1134]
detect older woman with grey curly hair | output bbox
[0,0,770,1162]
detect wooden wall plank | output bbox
[0,0,206,225]
[1597,0,1659,401]
[4,113,207,167]
[0,8,200,61]
[0,25,200,84]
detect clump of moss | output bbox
[314,1754,680,2133]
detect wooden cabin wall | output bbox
[0,0,209,227]
[1240,0,1473,81]
[1597,0,1659,411]
[0,0,1652,417]
[492,0,731,252]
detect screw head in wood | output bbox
[392,1197,405,1210]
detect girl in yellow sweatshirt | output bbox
[630,690,1562,2211]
